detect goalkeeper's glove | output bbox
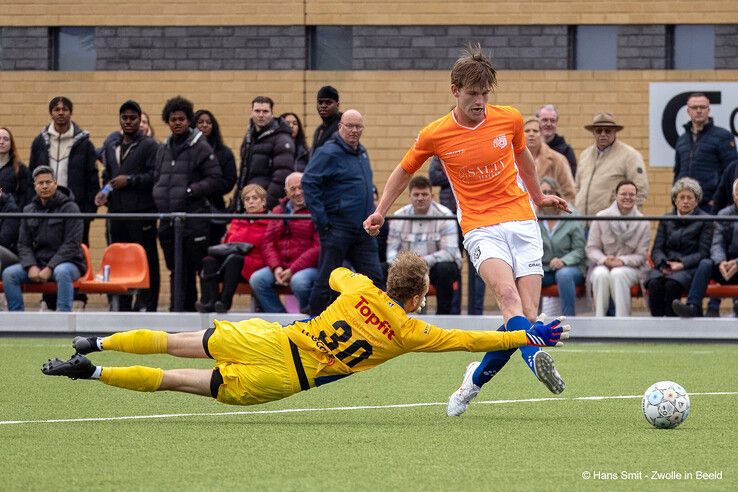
[525,313,571,347]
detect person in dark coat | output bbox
[645,178,713,316]
[0,127,33,209]
[713,160,738,213]
[3,166,86,312]
[303,109,384,314]
[153,96,223,312]
[97,100,161,312]
[311,86,342,154]
[192,109,238,245]
[673,93,738,212]
[231,96,295,212]
[280,112,310,172]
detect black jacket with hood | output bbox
[235,117,295,211]
[152,128,222,214]
[100,131,158,213]
[19,186,86,274]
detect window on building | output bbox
[576,25,617,70]
[55,27,96,71]
[674,25,714,69]
[310,26,352,70]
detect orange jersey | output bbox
[400,105,536,234]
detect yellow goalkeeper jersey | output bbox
[284,267,527,378]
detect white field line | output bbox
[2,392,736,426]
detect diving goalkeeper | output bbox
[42,251,569,407]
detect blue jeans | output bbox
[542,266,584,316]
[686,258,714,306]
[3,262,81,312]
[249,266,318,313]
[309,228,384,314]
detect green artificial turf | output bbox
[1,338,736,491]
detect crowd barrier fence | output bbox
[1,211,736,312]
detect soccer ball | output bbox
[642,381,690,429]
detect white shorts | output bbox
[463,220,543,278]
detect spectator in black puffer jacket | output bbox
[153,96,223,312]
[280,112,310,172]
[713,160,738,213]
[97,100,161,312]
[3,166,86,312]
[192,109,238,245]
[673,93,738,212]
[232,96,295,212]
[645,178,713,317]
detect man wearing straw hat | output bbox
[575,112,649,216]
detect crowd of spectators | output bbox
[1,90,737,317]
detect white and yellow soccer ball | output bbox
[642,381,690,429]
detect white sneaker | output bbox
[447,361,481,417]
[533,351,565,394]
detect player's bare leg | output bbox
[45,329,216,396]
[516,274,542,322]
[448,261,564,416]
[480,258,524,322]
[72,329,209,358]
[166,330,210,358]
[159,368,213,396]
[42,354,215,397]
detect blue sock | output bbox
[471,316,531,387]
[511,316,540,375]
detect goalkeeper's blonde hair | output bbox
[386,251,429,303]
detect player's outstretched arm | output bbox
[525,315,571,347]
[364,166,414,236]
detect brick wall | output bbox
[95,26,306,71]
[3,24,737,72]
[0,27,49,70]
[716,24,738,69]
[3,1,737,25]
[617,25,668,69]
[353,25,568,70]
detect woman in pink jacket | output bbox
[196,184,270,313]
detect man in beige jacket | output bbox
[575,112,649,216]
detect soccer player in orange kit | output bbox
[364,44,571,416]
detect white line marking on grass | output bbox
[557,349,716,355]
[2,392,736,426]
[0,344,69,348]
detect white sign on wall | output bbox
[649,82,738,167]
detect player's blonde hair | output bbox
[450,43,497,90]
[386,251,429,304]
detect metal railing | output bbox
[1,210,736,312]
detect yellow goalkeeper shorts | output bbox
[207,318,315,406]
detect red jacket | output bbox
[262,199,320,273]
[222,214,270,281]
